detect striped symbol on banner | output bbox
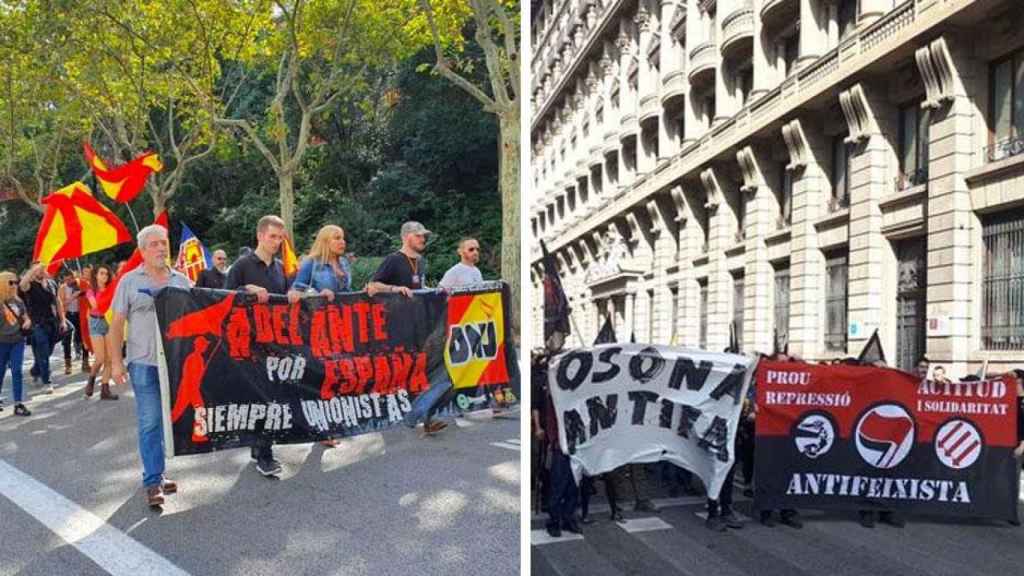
[934,419,982,470]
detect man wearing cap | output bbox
[367,221,431,298]
[367,222,447,435]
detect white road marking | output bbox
[0,459,191,576]
[491,440,520,451]
[531,529,584,545]
[617,517,674,533]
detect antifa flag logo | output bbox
[854,404,916,469]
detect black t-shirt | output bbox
[225,252,290,294]
[196,268,227,290]
[1017,397,1024,444]
[18,280,57,325]
[372,252,428,290]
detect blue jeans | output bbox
[0,341,25,402]
[30,325,52,384]
[129,363,166,487]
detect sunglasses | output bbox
[466,247,479,252]
[7,280,16,286]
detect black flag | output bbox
[594,316,617,344]
[540,240,571,344]
[725,321,740,353]
[856,328,887,366]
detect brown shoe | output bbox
[145,486,164,507]
[319,439,339,448]
[84,375,96,398]
[64,365,72,375]
[100,383,119,400]
[424,420,448,436]
[161,478,177,495]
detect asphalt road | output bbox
[531,472,1024,576]
[0,350,521,576]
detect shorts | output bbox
[88,315,109,337]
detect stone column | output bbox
[750,0,770,100]
[797,0,826,70]
[737,145,775,353]
[925,35,977,376]
[617,30,637,189]
[625,290,637,340]
[636,5,657,174]
[784,118,829,359]
[842,82,895,359]
[713,0,731,126]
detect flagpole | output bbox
[125,204,141,234]
[569,311,585,348]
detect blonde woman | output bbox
[0,271,31,416]
[287,225,352,448]
[287,225,352,304]
[84,265,118,400]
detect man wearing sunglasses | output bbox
[438,237,484,290]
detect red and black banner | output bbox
[154,285,517,456]
[754,361,1019,521]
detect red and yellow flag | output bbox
[33,182,132,276]
[282,234,299,278]
[444,288,509,389]
[94,210,169,318]
[83,142,163,204]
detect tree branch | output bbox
[215,117,281,174]
[418,0,498,112]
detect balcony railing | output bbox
[985,136,1024,163]
[688,41,718,85]
[721,7,755,59]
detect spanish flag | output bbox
[282,233,299,278]
[33,182,132,276]
[83,142,163,204]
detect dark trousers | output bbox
[739,422,755,485]
[250,438,274,461]
[580,473,620,518]
[62,312,82,362]
[548,450,578,527]
[707,462,737,516]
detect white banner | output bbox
[549,344,757,499]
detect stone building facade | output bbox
[528,0,1024,375]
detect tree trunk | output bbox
[498,110,520,343]
[279,170,295,234]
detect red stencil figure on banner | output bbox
[171,336,212,444]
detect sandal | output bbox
[13,404,31,417]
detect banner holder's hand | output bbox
[244,285,270,304]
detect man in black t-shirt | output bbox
[225,216,290,477]
[368,222,452,435]
[366,221,431,297]
[18,263,64,392]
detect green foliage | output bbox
[0,6,502,291]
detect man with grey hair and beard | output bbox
[196,249,229,289]
[110,224,192,507]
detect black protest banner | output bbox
[155,285,515,455]
[548,344,756,499]
[755,361,1019,521]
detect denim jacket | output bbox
[292,256,352,293]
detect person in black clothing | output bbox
[195,250,228,289]
[532,352,580,538]
[18,263,64,393]
[225,215,290,478]
[367,221,449,435]
[367,221,430,297]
